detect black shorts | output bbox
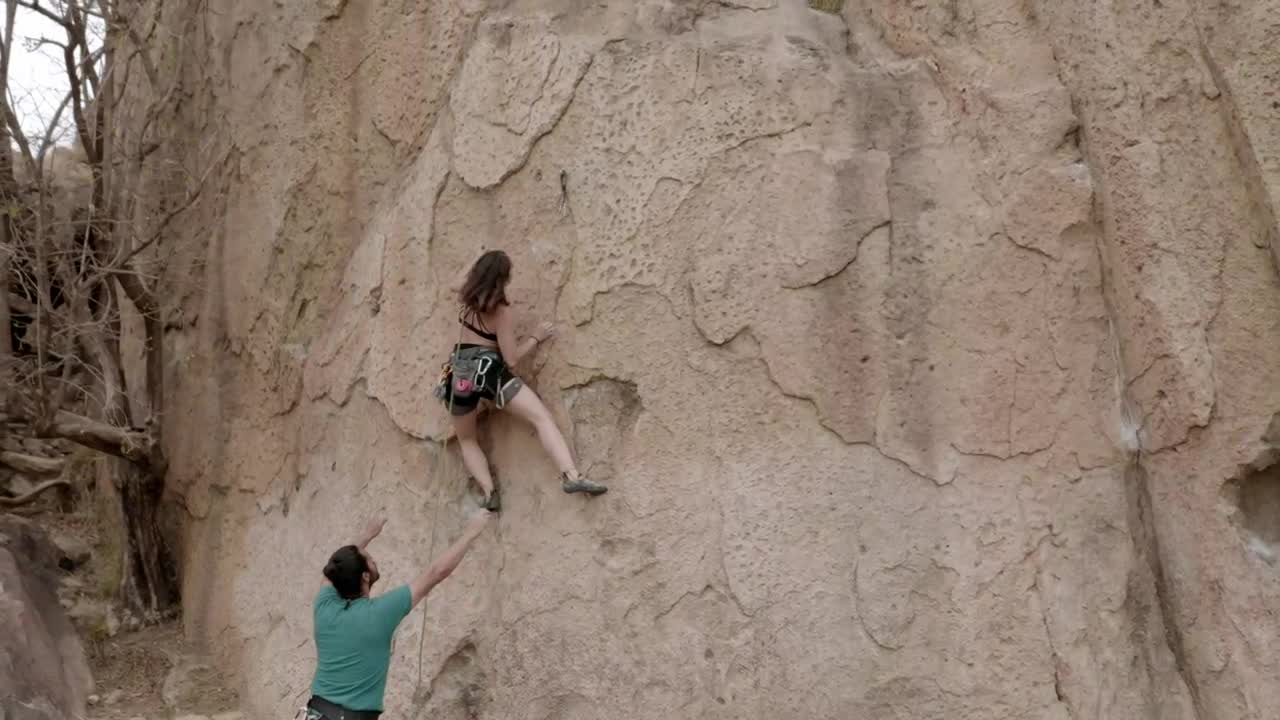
[439,344,523,415]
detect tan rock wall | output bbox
[137,1,1280,718]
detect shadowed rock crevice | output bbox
[1227,463,1280,556]
[563,377,642,485]
[414,640,487,720]
[1126,459,1204,720]
[1193,34,1280,277]
[1224,416,1280,562]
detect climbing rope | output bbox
[408,288,546,714]
[411,451,449,714]
[411,317,463,708]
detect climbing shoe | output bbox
[469,476,500,512]
[561,473,608,496]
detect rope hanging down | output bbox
[411,290,544,712]
[411,460,449,712]
[412,314,468,712]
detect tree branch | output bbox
[14,0,61,26]
[0,1,14,84]
[62,24,94,163]
[70,6,100,97]
[0,478,70,507]
[0,231,11,412]
[67,3,102,163]
[120,19,156,90]
[0,450,64,475]
[121,146,229,265]
[70,287,135,425]
[8,291,36,316]
[35,89,74,167]
[4,98,34,176]
[39,408,148,463]
[0,0,18,195]
[31,35,68,50]
[13,0,104,26]
[110,269,163,472]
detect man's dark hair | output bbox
[324,545,367,602]
[458,250,512,314]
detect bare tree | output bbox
[1,0,215,619]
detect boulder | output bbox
[0,515,94,720]
[49,532,91,572]
[66,596,120,637]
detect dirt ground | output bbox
[12,491,242,720]
[84,621,241,720]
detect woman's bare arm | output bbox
[493,306,556,367]
[493,305,531,365]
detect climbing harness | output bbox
[433,312,513,411]
[435,351,493,403]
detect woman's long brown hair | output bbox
[458,250,512,314]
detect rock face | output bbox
[135,1,1280,718]
[0,515,94,720]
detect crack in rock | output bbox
[451,22,599,190]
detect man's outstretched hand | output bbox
[410,508,494,607]
[464,508,493,539]
[357,517,387,549]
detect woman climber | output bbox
[435,249,607,510]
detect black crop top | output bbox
[459,309,498,342]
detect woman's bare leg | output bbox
[503,385,607,495]
[451,410,494,500]
[503,386,575,475]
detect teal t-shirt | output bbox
[310,584,413,712]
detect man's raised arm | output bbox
[320,517,387,587]
[410,512,492,607]
[356,517,386,551]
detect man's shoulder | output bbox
[373,584,411,607]
[369,585,413,620]
[314,584,339,608]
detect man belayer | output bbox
[301,511,491,719]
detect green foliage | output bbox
[95,521,124,598]
[808,0,845,13]
[85,615,112,659]
[62,447,98,503]
[81,456,126,601]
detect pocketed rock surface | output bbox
[127,1,1280,718]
